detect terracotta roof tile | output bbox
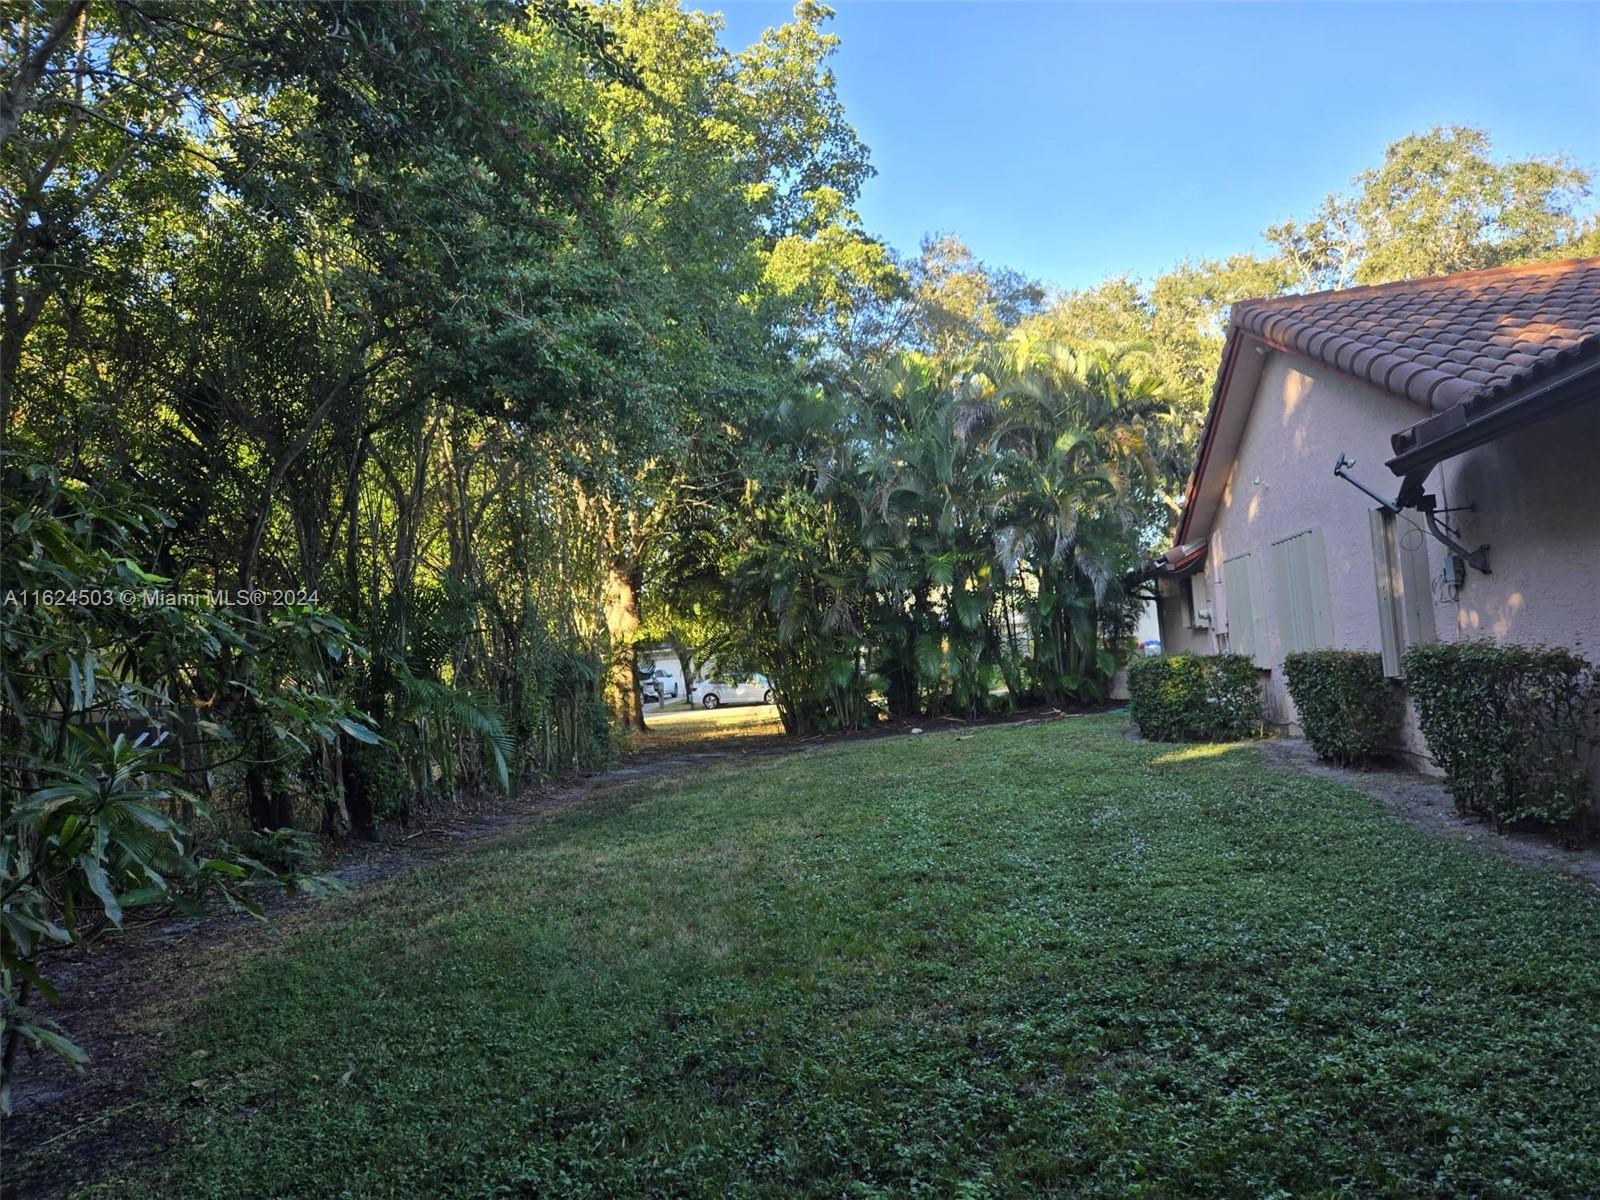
[1231,257,1600,412]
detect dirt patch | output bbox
[1258,736,1600,891]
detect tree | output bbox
[1021,254,1290,505]
[965,338,1169,704]
[1266,126,1596,290]
[829,234,1047,373]
[1,0,847,1093]
[558,0,884,729]
[714,335,1172,729]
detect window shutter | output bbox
[1370,510,1436,677]
[1222,553,1258,662]
[1306,529,1334,647]
[1396,522,1437,646]
[1369,509,1404,677]
[1251,563,1269,666]
[1272,529,1334,654]
[1272,541,1301,653]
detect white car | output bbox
[640,667,679,699]
[690,675,775,709]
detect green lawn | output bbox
[76,716,1600,1198]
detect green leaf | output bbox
[79,856,123,927]
[337,717,381,745]
[31,1026,91,1068]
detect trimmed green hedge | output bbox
[1283,650,1398,766]
[1404,641,1598,830]
[1128,654,1261,742]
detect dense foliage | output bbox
[1404,642,1598,831]
[1283,650,1398,766]
[1,0,883,1091]
[1127,654,1261,743]
[0,462,351,1110]
[706,339,1168,734]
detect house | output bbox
[1145,257,1600,763]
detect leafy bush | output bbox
[1,464,351,1109]
[1128,654,1261,742]
[1404,642,1598,830]
[1283,650,1398,766]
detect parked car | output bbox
[690,675,774,709]
[635,665,680,705]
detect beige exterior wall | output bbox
[1435,398,1600,654]
[1156,583,1212,656]
[1160,348,1600,765]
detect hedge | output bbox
[1283,650,1398,767]
[1404,641,1598,831]
[1127,654,1261,742]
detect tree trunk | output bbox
[245,758,293,831]
[319,741,351,838]
[603,561,645,731]
[669,636,695,692]
[340,742,379,842]
[887,609,920,717]
[2,979,33,1087]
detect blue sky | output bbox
[713,2,1600,293]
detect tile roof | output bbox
[1231,257,1600,413]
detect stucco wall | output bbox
[1435,398,1600,654]
[1155,583,1212,656]
[1203,353,1428,728]
[1171,347,1599,765]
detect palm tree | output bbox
[723,338,1170,727]
[961,336,1170,705]
[843,354,1008,718]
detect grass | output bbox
[627,701,787,753]
[65,715,1600,1198]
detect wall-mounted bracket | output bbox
[1334,454,1490,574]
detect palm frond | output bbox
[397,672,515,792]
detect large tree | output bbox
[1266,126,1596,290]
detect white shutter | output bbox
[1271,529,1334,654]
[1396,520,1437,646]
[1369,510,1405,677]
[1222,553,1259,662]
[1370,509,1436,677]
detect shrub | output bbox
[1128,654,1261,742]
[1,463,353,1107]
[1283,650,1399,766]
[1403,642,1598,830]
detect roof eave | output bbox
[1174,324,1267,546]
[1387,358,1600,481]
